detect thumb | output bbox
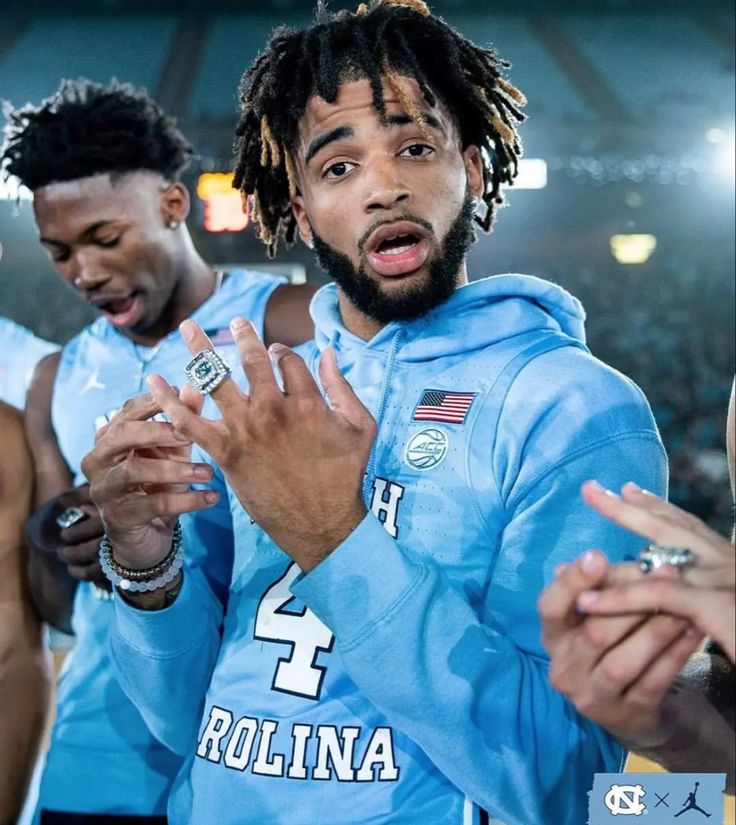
[319,348,373,430]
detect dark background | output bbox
[1,0,734,529]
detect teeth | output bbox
[382,244,414,256]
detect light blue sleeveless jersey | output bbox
[39,270,285,816]
[112,275,668,825]
[0,317,58,409]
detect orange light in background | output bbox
[197,173,249,233]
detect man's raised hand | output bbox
[147,318,375,572]
[82,392,218,571]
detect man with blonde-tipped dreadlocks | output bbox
[96,2,666,823]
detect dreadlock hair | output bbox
[233,0,526,258]
[2,78,193,191]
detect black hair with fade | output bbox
[233,0,526,258]
[1,78,193,191]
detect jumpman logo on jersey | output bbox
[81,370,106,394]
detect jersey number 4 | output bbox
[254,563,335,700]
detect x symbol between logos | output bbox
[655,792,670,808]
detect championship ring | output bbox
[185,349,231,395]
[56,506,88,530]
[638,543,696,574]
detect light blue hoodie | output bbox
[111,274,667,825]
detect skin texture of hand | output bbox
[539,549,705,749]
[81,392,218,572]
[25,485,107,587]
[146,317,374,572]
[576,480,735,662]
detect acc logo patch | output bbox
[404,428,449,471]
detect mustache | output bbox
[357,213,435,255]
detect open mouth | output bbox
[365,222,432,277]
[96,293,140,327]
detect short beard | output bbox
[311,193,476,325]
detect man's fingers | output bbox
[577,579,736,661]
[58,539,103,566]
[109,393,163,423]
[147,374,223,456]
[67,562,107,585]
[113,489,219,526]
[589,614,690,697]
[181,382,206,415]
[539,550,608,641]
[582,480,727,570]
[230,317,279,401]
[319,348,375,431]
[579,578,725,615]
[85,422,191,475]
[104,456,214,494]
[60,513,104,544]
[625,628,705,707]
[620,483,712,533]
[180,319,247,414]
[547,614,645,694]
[270,344,321,398]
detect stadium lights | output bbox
[610,234,657,265]
[514,158,547,190]
[714,133,735,181]
[197,173,249,233]
[705,127,725,144]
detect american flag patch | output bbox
[204,327,236,346]
[413,389,476,424]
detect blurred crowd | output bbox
[561,256,734,532]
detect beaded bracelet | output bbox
[99,520,183,593]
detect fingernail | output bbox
[554,563,568,578]
[230,316,248,331]
[204,491,219,505]
[577,591,599,609]
[623,481,641,492]
[586,480,604,491]
[582,550,603,575]
[180,321,196,343]
[269,343,288,356]
[685,626,701,639]
[193,465,212,480]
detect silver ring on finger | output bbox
[56,506,88,530]
[185,349,231,395]
[638,543,696,575]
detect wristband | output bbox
[99,520,183,592]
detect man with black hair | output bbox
[2,79,315,822]
[85,2,670,823]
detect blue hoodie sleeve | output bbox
[109,461,233,756]
[292,358,667,825]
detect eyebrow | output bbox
[304,112,446,166]
[40,219,116,247]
